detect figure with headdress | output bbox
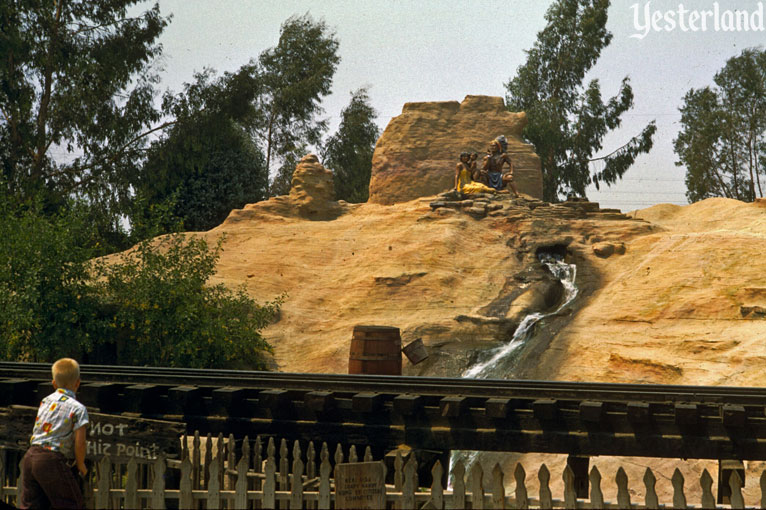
[455,152,495,194]
[482,135,520,197]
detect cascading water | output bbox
[449,251,579,486]
[462,253,578,380]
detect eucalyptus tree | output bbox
[323,88,380,203]
[0,0,168,227]
[675,48,766,202]
[505,0,656,202]
[255,14,340,196]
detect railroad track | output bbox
[3,362,766,460]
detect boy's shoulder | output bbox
[42,388,87,410]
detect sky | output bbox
[137,0,765,212]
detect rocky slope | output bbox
[185,157,766,502]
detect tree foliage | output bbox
[674,48,766,203]
[137,68,268,231]
[0,193,280,368]
[255,14,340,195]
[0,0,168,223]
[0,194,98,361]
[505,0,656,202]
[91,235,280,369]
[323,88,380,203]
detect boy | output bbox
[20,358,89,509]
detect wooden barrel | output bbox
[348,325,402,375]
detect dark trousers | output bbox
[20,446,83,510]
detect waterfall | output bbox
[449,252,578,486]
[462,253,578,380]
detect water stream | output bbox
[450,252,579,484]
[463,253,578,380]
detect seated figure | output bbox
[456,152,495,194]
[482,136,520,197]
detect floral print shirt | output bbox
[30,388,89,458]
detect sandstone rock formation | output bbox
[288,154,343,220]
[368,95,543,205]
[222,154,345,224]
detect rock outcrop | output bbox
[288,154,343,220]
[368,95,543,205]
[222,154,345,225]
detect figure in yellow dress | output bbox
[455,152,495,194]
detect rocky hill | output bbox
[199,153,766,388]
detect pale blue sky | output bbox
[140,0,765,211]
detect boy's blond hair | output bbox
[52,358,80,389]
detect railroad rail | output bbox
[2,362,766,460]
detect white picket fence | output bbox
[0,433,762,508]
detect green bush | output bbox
[91,235,281,369]
[0,195,280,368]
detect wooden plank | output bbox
[579,401,604,423]
[335,461,385,510]
[532,399,558,420]
[211,386,249,415]
[674,403,699,425]
[305,391,336,413]
[392,394,422,415]
[671,468,687,509]
[485,398,511,418]
[538,464,553,509]
[1,406,182,462]
[722,404,747,427]
[352,393,384,413]
[439,396,467,417]
[0,379,37,406]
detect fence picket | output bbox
[279,438,289,509]
[512,463,525,510]
[643,467,659,509]
[264,439,277,509]
[125,457,138,509]
[95,456,111,509]
[151,456,166,510]
[0,451,6,503]
[431,460,444,510]
[228,433,237,490]
[538,464,553,509]
[589,466,604,509]
[254,435,264,474]
[492,463,506,509]
[470,461,484,510]
[192,430,201,490]
[254,435,264,510]
[394,450,404,497]
[334,444,344,483]
[307,441,316,480]
[364,446,373,463]
[318,443,331,510]
[403,456,418,510]
[671,468,687,509]
[700,468,715,509]
[291,440,305,509]
[204,433,212,489]
[208,450,221,510]
[451,459,466,510]
[180,455,193,509]
[729,470,745,509]
[563,465,577,509]
[236,452,249,509]
[616,466,631,509]
[349,444,358,463]
[217,432,225,490]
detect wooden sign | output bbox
[335,461,386,510]
[0,405,183,462]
